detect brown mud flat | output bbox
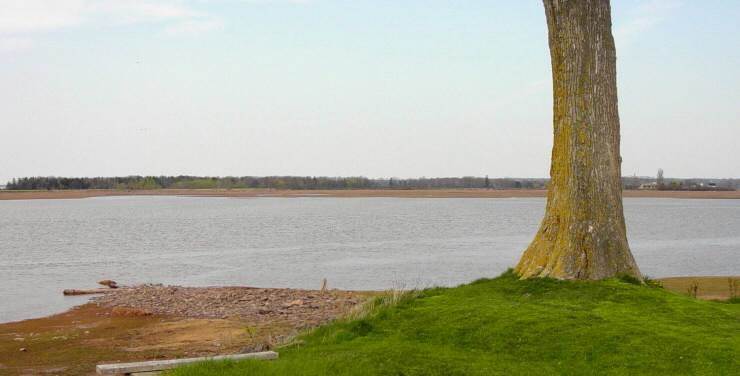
[1,188,739,200]
[0,286,371,376]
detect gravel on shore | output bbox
[91,285,366,329]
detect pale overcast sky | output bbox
[1,0,738,183]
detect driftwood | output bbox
[96,351,278,375]
[63,288,119,296]
[64,279,122,295]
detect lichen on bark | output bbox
[515,0,641,280]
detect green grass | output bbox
[169,271,739,375]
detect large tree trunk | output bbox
[515,0,641,280]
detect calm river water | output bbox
[1,196,738,323]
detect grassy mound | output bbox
[169,271,739,375]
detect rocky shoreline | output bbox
[91,284,366,329]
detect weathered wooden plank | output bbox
[96,351,278,375]
[63,288,118,295]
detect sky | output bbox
[1,0,739,184]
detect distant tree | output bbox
[657,169,665,190]
[484,175,491,189]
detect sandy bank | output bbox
[1,188,739,200]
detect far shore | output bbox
[2,188,740,201]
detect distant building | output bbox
[638,182,658,190]
[0,185,5,190]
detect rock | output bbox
[13,337,24,342]
[19,348,27,352]
[283,299,304,308]
[98,280,119,288]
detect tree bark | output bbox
[515,0,641,280]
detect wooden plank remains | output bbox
[63,288,119,295]
[96,351,278,375]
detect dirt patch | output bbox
[109,307,152,317]
[658,276,739,300]
[0,305,169,375]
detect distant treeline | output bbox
[5,176,547,190]
[5,176,737,191]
